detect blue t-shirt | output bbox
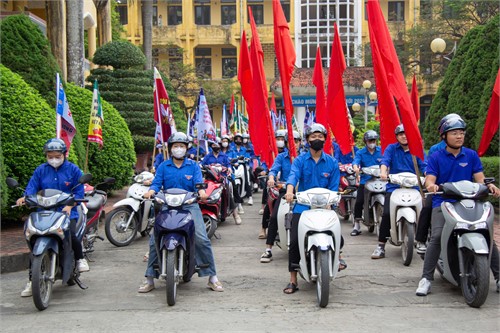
[269,150,293,182]
[187,146,205,159]
[381,143,426,193]
[353,146,383,185]
[201,152,231,168]
[334,144,359,165]
[227,146,249,159]
[154,153,164,170]
[25,160,84,220]
[428,140,447,157]
[150,158,204,193]
[426,147,483,208]
[287,151,340,213]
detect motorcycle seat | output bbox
[86,194,105,210]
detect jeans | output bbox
[145,203,217,279]
[378,192,393,243]
[415,195,433,243]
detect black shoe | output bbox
[350,229,362,236]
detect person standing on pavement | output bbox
[371,124,426,260]
[139,132,224,293]
[17,138,89,297]
[283,123,342,294]
[416,117,500,296]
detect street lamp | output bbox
[352,102,361,113]
[430,38,457,61]
[362,80,372,128]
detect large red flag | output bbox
[326,23,354,155]
[367,0,424,160]
[411,74,420,123]
[273,0,296,157]
[477,69,500,156]
[312,46,332,154]
[249,8,278,166]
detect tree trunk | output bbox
[93,0,112,46]
[66,0,84,86]
[142,0,153,70]
[46,0,67,81]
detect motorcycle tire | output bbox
[32,251,53,311]
[203,215,217,240]
[104,207,138,247]
[460,249,489,308]
[316,249,330,308]
[166,249,178,306]
[401,219,415,267]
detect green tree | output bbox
[92,40,146,69]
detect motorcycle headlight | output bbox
[165,194,186,207]
[37,193,60,208]
[454,221,487,231]
[308,193,329,208]
[207,188,222,203]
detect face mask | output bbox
[188,143,193,149]
[243,139,248,144]
[47,158,64,168]
[212,147,220,153]
[367,143,376,149]
[309,139,324,151]
[276,141,285,148]
[171,147,186,159]
[235,140,242,146]
[222,142,229,148]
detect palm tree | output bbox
[45,0,67,80]
[142,0,153,70]
[66,0,84,86]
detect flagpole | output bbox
[84,141,90,173]
[151,144,157,173]
[56,73,61,139]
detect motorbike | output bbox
[199,164,228,239]
[231,156,253,200]
[105,171,155,247]
[434,180,495,308]
[361,166,387,235]
[336,164,358,225]
[292,188,343,308]
[274,184,291,251]
[152,184,207,306]
[82,177,115,258]
[387,172,423,266]
[7,174,92,311]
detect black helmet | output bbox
[305,123,327,139]
[438,113,463,134]
[394,124,405,135]
[439,117,466,136]
[275,129,287,141]
[293,130,301,140]
[168,132,189,147]
[363,130,379,142]
[43,138,67,154]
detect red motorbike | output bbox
[336,164,358,225]
[83,177,115,258]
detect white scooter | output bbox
[231,156,252,199]
[361,166,387,235]
[387,172,423,266]
[293,188,343,308]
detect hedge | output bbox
[92,40,146,69]
[481,157,500,207]
[0,14,60,107]
[65,83,136,189]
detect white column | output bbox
[296,106,306,135]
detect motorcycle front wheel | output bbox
[32,251,53,311]
[203,215,217,240]
[105,208,138,247]
[166,249,179,306]
[316,250,331,308]
[460,249,489,308]
[401,219,415,266]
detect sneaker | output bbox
[371,246,385,259]
[260,251,273,263]
[138,281,155,293]
[416,242,427,255]
[416,278,431,296]
[258,208,264,215]
[234,215,242,225]
[21,281,32,297]
[238,204,245,214]
[77,259,90,272]
[247,197,254,206]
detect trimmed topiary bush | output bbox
[92,40,146,69]
[65,83,136,189]
[0,14,60,107]
[0,145,7,212]
[480,157,499,207]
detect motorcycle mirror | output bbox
[103,177,116,184]
[195,183,208,190]
[6,177,19,189]
[79,173,93,184]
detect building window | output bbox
[167,3,182,26]
[221,4,236,25]
[248,1,264,24]
[153,1,158,26]
[152,48,159,67]
[195,0,211,25]
[222,48,237,78]
[195,47,212,78]
[388,1,405,22]
[116,0,128,25]
[167,47,183,74]
[281,1,290,22]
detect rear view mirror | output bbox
[195,183,208,190]
[79,173,93,184]
[6,177,19,189]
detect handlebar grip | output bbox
[75,199,89,203]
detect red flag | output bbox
[312,46,332,154]
[477,69,500,156]
[367,0,424,160]
[273,0,297,157]
[326,23,354,155]
[229,94,235,115]
[270,92,277,115]
[249,8,278,166]
[411,74,420,123]
[154,67,176,144]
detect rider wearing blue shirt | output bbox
[201,142,231,169]
[140,133,224,293]
[428,140,446,157]
[229,133,253,206]
[153,144,165,171]
[371,124,426,260]
[351,130,382,236]
[416,117,500,296]
[283,123,341,294]
[335,144,359,165]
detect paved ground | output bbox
[1,191,499,332]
